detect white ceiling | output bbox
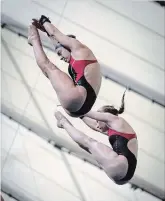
[1,0,165,199]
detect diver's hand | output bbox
[39,15,51,25]
[32,19,46,32]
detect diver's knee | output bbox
[62,99,76,112]
[104,160,128,182]
[62,95,83,112]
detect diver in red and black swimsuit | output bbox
[28,15,101,117]
[68,56,98,116]
[55,90,138,184]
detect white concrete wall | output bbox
[1,113,162,201]
[1,0,165,199]
[1,27,165,193]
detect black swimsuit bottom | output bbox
[109,134,137,184]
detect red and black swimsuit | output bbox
[68,56,97,116]
[108,128,137,183]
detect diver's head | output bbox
[55,34,76,63]
[96,89,127,131]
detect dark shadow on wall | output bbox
[155,1,165,7]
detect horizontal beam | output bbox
[1,191,20,201]
[1,181,41,201]
[1,14,165,107]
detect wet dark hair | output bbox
[101,89,127,116]
[55,34,76,52]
